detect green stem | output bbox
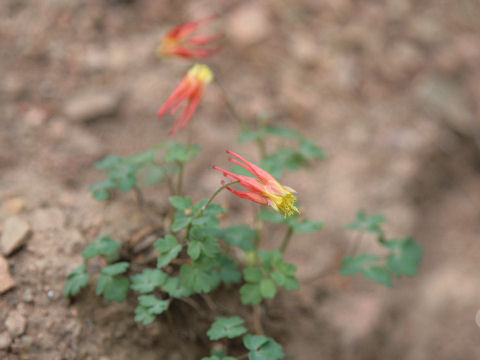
[133,186,145,208]
[256,138,267,159]
[215,78,247,130]
[280,226,294,253]
[176,162,184,195]
[200,180,240,213]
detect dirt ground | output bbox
[1,0,480,359]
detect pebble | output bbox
[6,311,27,337]
[0,216,31,256]
[0,332,12,350]
[22,289,34,303]
[0,255,16,294]
[64,90,122,123]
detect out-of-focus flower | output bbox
[157,64,214,135]
[158,16,221,59]
[213,150,299,216]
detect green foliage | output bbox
[240,250,298,305]
[207,316,247,340]
[164,142,201,164]
[64,264,90,297]
[154,235,182,267]
[243,335,285,360]
[162,276,192,298]
[218,225,257,251]
[170,196,226,233]
[131,269,167,293]
[134,295,170,325]
[385,237,423,276]
[180,262,220,294]
[96,262,130,302]
[258,210,323,234]
[89,149,159,201]
[345,210,386,234]
[82,234,121,263]
[342,212,422,287]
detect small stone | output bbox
[64,90,122,123]
[227,2,271,46]
[0,332,12,350]
[6,311,26,337]
[1,217,31,256]
[20,335,33,349]
[31,208,65,232]
[22,289,33,303]
[1,197,26,216]
[0,256,16,294]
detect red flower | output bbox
[158,16,221,59]
[157,64,213,135]
[213,151,299,216]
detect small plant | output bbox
[65,14,423,359]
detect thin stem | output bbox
[253,305,264,334]
[280,226,294,253]
[256,138,267,159]
[215,78,247,129]
[201,180,240,213]
[176,162,184,195]
[133,186,144,208]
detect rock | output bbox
[31,208,65,232]
[1,197,26,216]
[227,2,271,46]
[0,256,15,294]
[0,216,31,256]
[64,90,122,123]
[415,75,477,136]
[0,332,11,350]
[6,311,26,337]
[22,289,33,303]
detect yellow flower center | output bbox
[188,64,214,84]
[266,192,299,217]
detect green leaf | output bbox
[165,142,201,163]
[238,129,267,143]
[258,210,285,224]
[169,196,192,210]
[171,213,192,232]
[218,255,242,284]
[131,269,167,293]
[116,174,136,192]
[154,235,182,267]
[243,335,284,360]
[291,220,324,233]
[363,266,393,287]
[243,267,263,283]
[95,155,121,170]
[299,139,326,159]
[64,264,90,297]
[134,305,156,325]
[240,283,262,305]
[162,276,192,298]
[101,262,130,276]
[207,316,247,340]
[386,237,422,276]
[265,125,302,139]
[259,278,277,299]
[82,234,121,262]
[220,225,257,251]
[89,179,114,201]
[345,210,386,234]
[188,241,202,260]
[180,263,219,294]
[140,164,165,186]
[138,295,170,314]
[340,254,381,276]
[96,275,130,302]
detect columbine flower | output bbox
[157,64,213,135]
[213,150,300,216]
[158,16,221,59]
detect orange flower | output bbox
[213,151,299,216]
[158,16,221,59]
[157,64,213,135]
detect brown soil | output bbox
[1,0,480,359]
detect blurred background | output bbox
[1,0,480,359]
